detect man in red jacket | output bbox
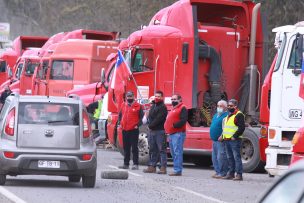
[118,91,144,170]
[164,94,188,176]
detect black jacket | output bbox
[148,101,167,131]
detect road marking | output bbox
[173,186,228,203]
[108,165,143,177]
[0,186,27,203]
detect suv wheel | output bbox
[68,175,81,182]
[0,175,6,185]
[82,172,96,188]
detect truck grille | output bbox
[277,154,291,166]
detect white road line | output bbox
[108,165,143,177]
[173,186,228,203]
[0,186,27,203]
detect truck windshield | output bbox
[50,60,74,80]
[18,102,79,126]
[287,36,304,70]
[131,49,154,72]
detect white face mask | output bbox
[217,107,223,114]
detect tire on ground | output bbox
[242,128,265,173]
[115,125,150,166]
[192,156,212,167]
[0,175,6,185]
[68,175,81,182]
[82,171,96,188]
[101,170,129,180]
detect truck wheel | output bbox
[138,125,149,165]
[0,175,6,185]
[242,128,265,173]
[68,175,81,182]
[82,172,96,188]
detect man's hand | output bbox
[231,137,236,141]
[218,136,223,142]
[134,125,138,129]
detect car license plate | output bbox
[38,160,60,168]
[289,109,302,119]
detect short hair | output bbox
[228,99,238,106]
[173,93,182,101]
[155,90,163,97]
[217,100,227,107]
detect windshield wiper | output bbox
[48,120,69,123]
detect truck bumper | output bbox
[265,146,292,176]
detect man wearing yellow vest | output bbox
[220,99,245,181]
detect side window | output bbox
[50,60,74,80]
[15,63,24,79]
[0,61,6,73]
[25,62,39,76]
[261,171,304,203]
[131,49,154,72]
[288,39,303,70]
[37,60,49,80]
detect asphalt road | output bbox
[0,147,277,203]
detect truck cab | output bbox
[265,22,304,176]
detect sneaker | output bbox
[143,166,156,173]
[118,165,129,169]
[157,167,167,174]
[168,172,182,176]
[211,173,219,178]
[233,174,243,181]
[213,174,223,179]
[221,174,235,180]
[131,165,139,170]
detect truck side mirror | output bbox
[296,34,303,68]
[7,67,12,78]
[101,68,106,84]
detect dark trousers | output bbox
[225,139,243,175]
[122,129,139,166]
[148,130,167,167]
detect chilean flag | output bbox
[300,58,304,99]
[110,50,132,104]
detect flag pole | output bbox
[130,73,143,102]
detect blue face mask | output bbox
[217,107,223,114]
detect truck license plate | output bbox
[289,109,302,119]
[38,160,60,168]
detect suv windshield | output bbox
[18,102,79,125]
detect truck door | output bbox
[281,34,304,126]
[33,60,49,95]
[48,60,74,96]
[130,48,155,102]
[19,60,39,95]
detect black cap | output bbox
[228,99,238,106]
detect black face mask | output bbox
[127,99,134,103]
[172,101,178,106]
[228,108,235,113]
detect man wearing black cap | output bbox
[118,91,144,170]
[220,99,245,181]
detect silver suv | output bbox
[0,93,97,188]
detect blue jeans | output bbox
[148,130,167,167]
[212,141,228,176]
[169,132,186,174]
[225,139,243,175]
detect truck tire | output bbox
[101,170,129,180]
[82,172,96,188]
[68,175,81,182]
[115,125,150,165]
[242,128,265,173]
[0,175,6,185]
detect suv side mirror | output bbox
[101,68,106,84]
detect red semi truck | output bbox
[0,29,119,97]
[103,0,268,172]
[0,36,48,85]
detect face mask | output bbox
[127,99,134,103]
[154,98,162,103]
[228,108,235,113]
[217,107,223,114]
[172,101,178,106]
